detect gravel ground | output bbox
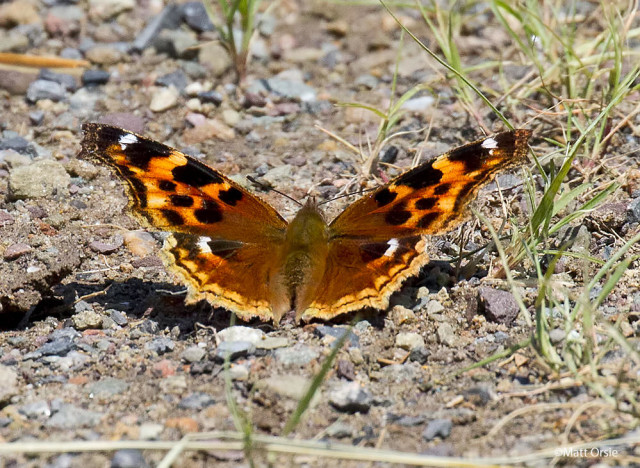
[1,1,639,467]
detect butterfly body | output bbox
[80,123,531,324]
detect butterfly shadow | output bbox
[2,259,461,332]
[8,278,250,334]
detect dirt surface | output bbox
[1,1,639,467]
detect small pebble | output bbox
[82,69,110,85]
[423,419,452,441]
[3,242,31,260]
[111,449,149,468]
[329,382,372,414]
[72,310,103,330]
[149,86,179,112]
[145,337,175,355]
[178,392,215,410]
[214,340,255,362]
[181,346,206,363]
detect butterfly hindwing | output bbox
[298,236,428,321]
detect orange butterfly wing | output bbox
[80,123,287,321]
[299,130,531,321]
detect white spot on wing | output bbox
[384,238,399,257]
[119,133,138,150]
[481,137,498,151]
[197,236,212,254]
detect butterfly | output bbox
[79,123,531,323]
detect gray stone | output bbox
[38,69,77,92]
[180,2,214,32]
[401,96,434,112]
[214,340,255,362]
[82,69,110,85]
[549,328,566,344]
[478,286,520,325]
[325,421,354,438]
[181,346,206,363]
[111,449,149,468]
[265,77,316,102]
[329,381,372,413]
[422,419,452,441]
[154,29,198,59]
[627,197,640,223]
[74,300,93,313]
[254,375,320,406]
[274,344,319,366]
[26,80,68,103]
[0,135,36,157]
[8,160,71,199]
[145,337,175,355]
[46,404,103,429]
[156,70,189,91]
[218,326,265,346]
[132,4,181,52]
[19,401,51,419]
[109,309,128,326]
[88,378,128,398]
[198,90,223,105]
[31,336,76,358]
[314,325,359,347]
[395,332,425,351]
[0,365,19,403]
[139,423,163,440]
[354,74,378,89]
[437,323,456,347]
[178,392,215,410]
[408,346,430,364]
[256,336,289,350]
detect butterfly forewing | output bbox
[79,123,288,242]
[329,130,531,241]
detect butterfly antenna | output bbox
[318,187,376,206]
[246,175,303,206]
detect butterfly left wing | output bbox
[79,123,289,321]
[298,130,531,321]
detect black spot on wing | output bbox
[172,161,224,187]
[194,200,222,224]
[207,239,244,258]
[159,180,176,192]
[218,187,243,206]
[434,183,450,196]
[161,209,184,226]
[417,211,439,228]
[170,194,194,207]
[374,188,397,207]
[123,139,172,170]
[394,163,443,189]
[359,242,388,263]
[454,182,477,210]
[415,197,437,210]
[385,204,411,226]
